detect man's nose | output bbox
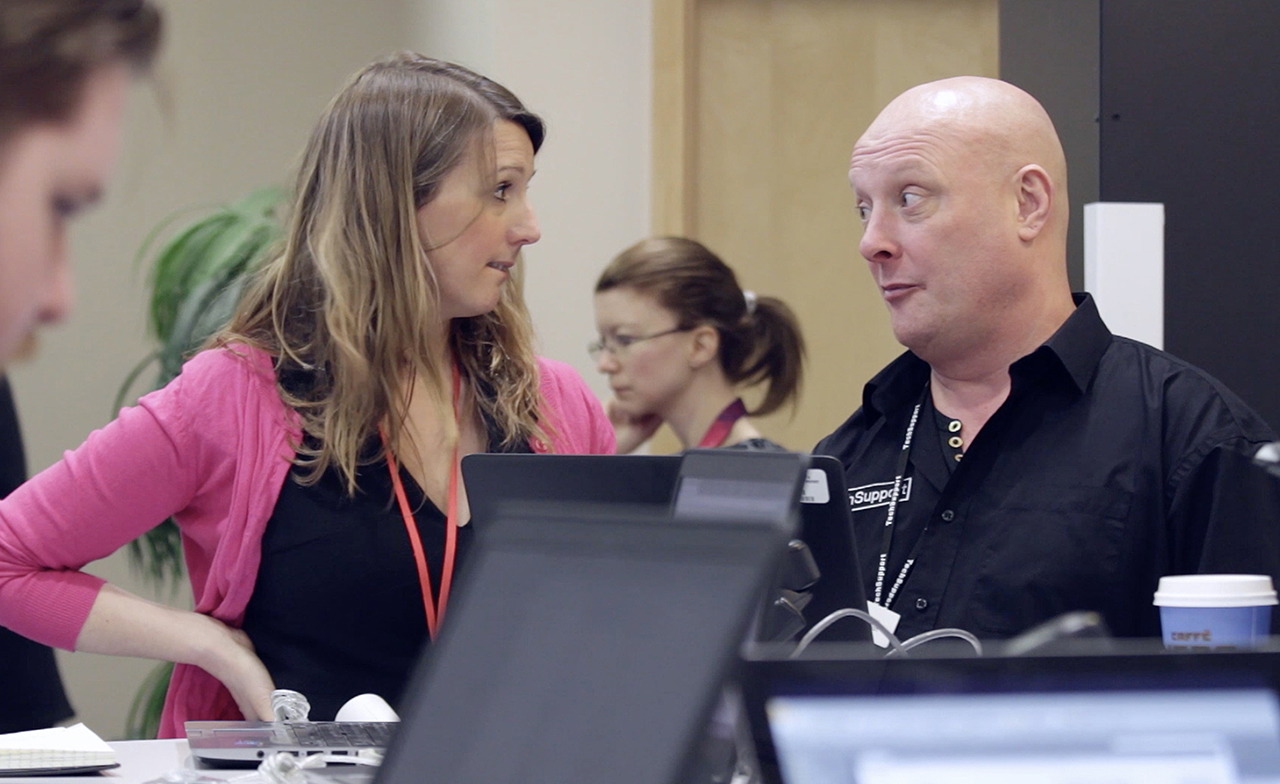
[859,209,900,264]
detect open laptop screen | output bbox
[374,501,795,784]
[744,648,1280,784]
[769,689,1280,783]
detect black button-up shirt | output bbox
[815,294,1280,640]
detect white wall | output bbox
[5,0,651,740]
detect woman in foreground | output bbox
[0,52,613,735]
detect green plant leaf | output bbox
[148,214,236,340]
[131,203,218,277]
[125,660,174,739]
[117,186,285,602]
[117,186,285,731]
[125,517,184,591]
[112,350,160,414]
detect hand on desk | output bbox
[75,584,276,721]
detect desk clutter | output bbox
[186,690,399,768]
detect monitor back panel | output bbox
[796,457,869,643]
[462,453,681,527]
[375,505,790,784]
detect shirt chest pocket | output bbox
[968,483,1134,635]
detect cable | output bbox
[790,608,907,658]
[790,607,983,659]
[270,689,311,722]
[890,628,983,657]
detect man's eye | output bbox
[901,191,922,208]
[613,334,637,348]
[856,204,871,222]
[494,182,511,201]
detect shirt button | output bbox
[940,509,955,522]
[915,598,929,611]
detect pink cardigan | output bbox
[0,345,613,736]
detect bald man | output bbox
[815,77,1279,642]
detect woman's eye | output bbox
[494,182,511,201]
[901,191,922,208]
[613,334,636,348]
[856,203,871,222]
[52,196,79,220]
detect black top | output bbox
[242,378,530,721]
[0,377,74,733]
[930,399,964,473]
[815,294,1280,641]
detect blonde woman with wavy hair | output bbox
[0,52,613,736]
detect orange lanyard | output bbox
[381,364,462,641]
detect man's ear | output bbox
[1015,164,1053,242]
[688,324,720,369]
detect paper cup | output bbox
[1154,574,1277,650]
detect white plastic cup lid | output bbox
[1153,574,1278,608]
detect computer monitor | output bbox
[374,459,802,784]
[793,456,869,643]
[462,453,681,526]
[739,643,1280,784]
[462,452,870,643]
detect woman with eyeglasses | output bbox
[592,236,805,453]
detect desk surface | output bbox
[4,740,202,784]
[2,740,374,784]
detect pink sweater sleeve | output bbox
[536,357,615,455]
[0,370,211,650]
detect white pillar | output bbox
[1083,202,1165,349]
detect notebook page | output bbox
[0,723,115,772]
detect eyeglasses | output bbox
[588,327,690,360]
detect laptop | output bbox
[739,641,1280,784]
[463,452,870,642]
[186,719,395,766]
[372,450,807,784]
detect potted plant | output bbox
[116,186,285,738]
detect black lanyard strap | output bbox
[872,384,930,609]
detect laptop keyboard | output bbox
[284,721,397,747]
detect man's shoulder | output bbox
[814,405,876,458]
[813,351,921,457]
[1098,336,1274,441]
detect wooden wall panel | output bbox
[652,0,998,452]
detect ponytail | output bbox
[725,295,805,416]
